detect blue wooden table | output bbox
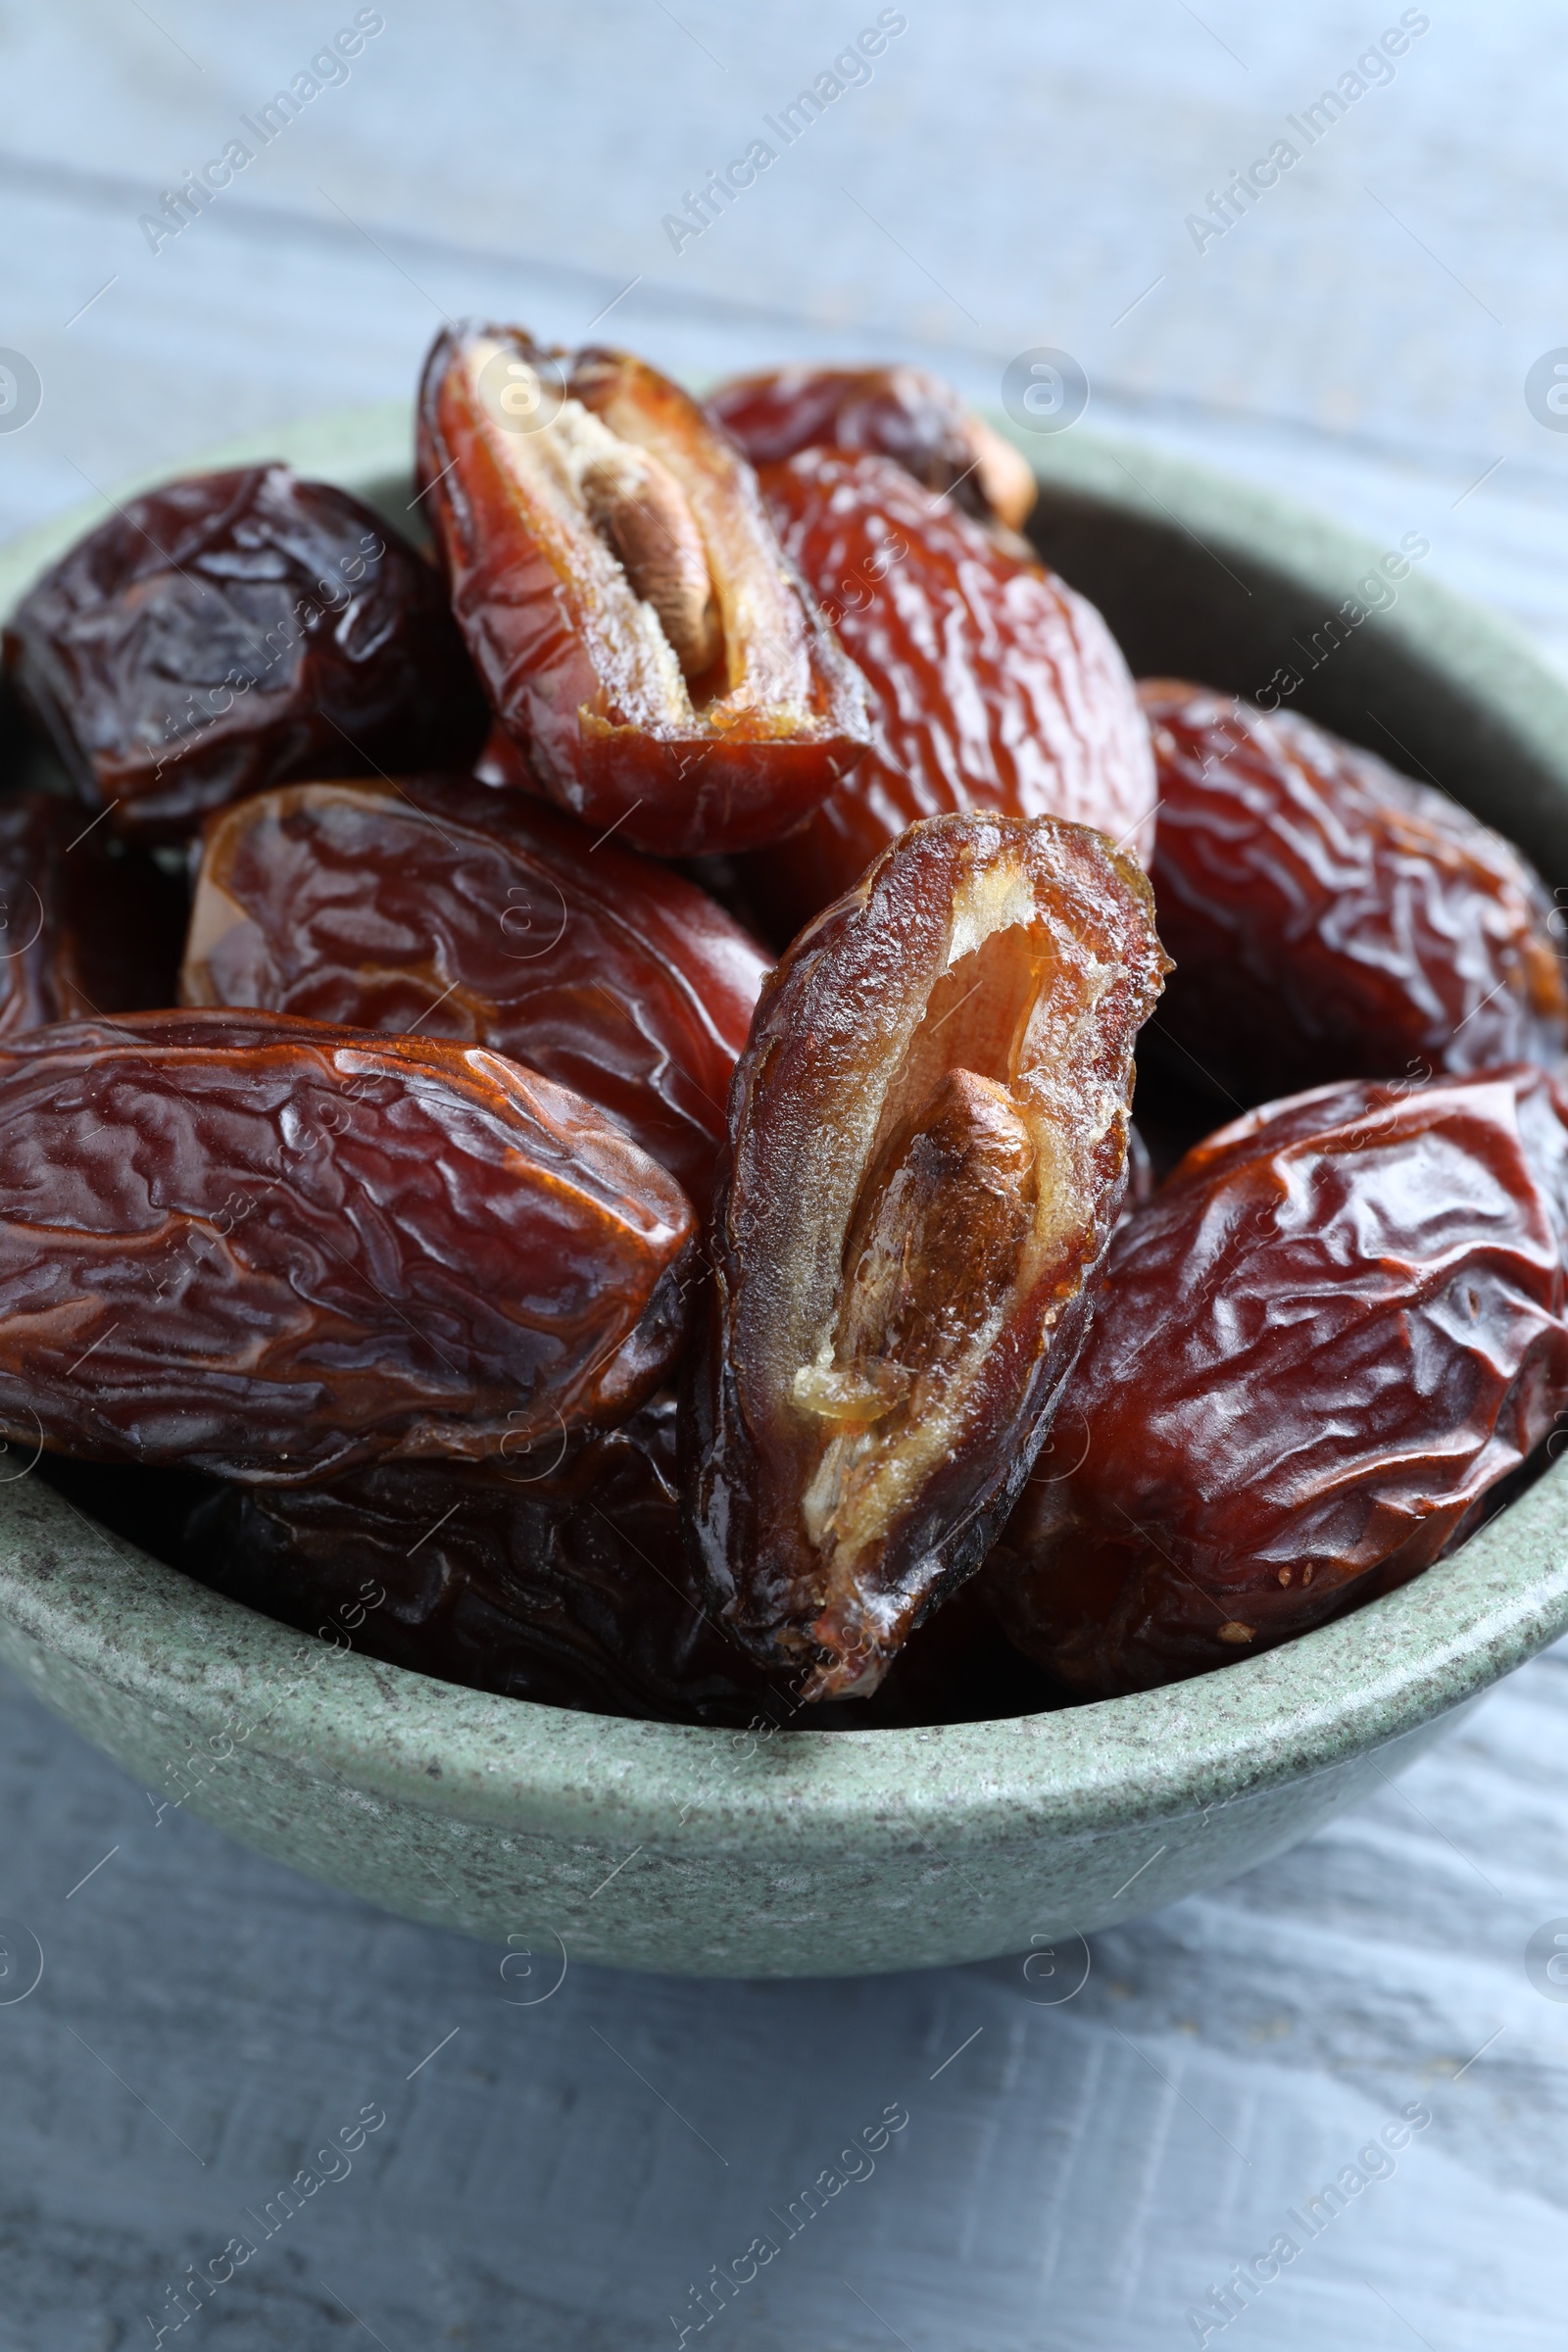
[3,6,1568,2344]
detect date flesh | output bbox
[416,325,871,858]
[985,1067,1568,1696]
[0,1009,694,1482]
[0,790,181,1035]
[686,809,1169,1700]
[707,363,1038,534]
[740,451,1157,942]
[181,773,770,1210]
[2,466,487,843]
[1140,679,1568,1104]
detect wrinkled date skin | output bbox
[686,809,1169,1700]
[1141,679,1568,1103]
[0,790,182,1033]
[1,466,487,843]
[0,1009,694,1482]
[740,451,1158,943]
[177,1396,792,1724]
[416,324,871,858]
[985,1068,1568,1698]
[181,773,771,1210]
[707,363,1038,536]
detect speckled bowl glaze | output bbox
[2,405,1568,1980]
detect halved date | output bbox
[686,809,1168,1699]
[0,791,181,1035]
[416,325,870,857]
[740,451,1157,942]
[0,1009,694,1481]
[2,466,487,842]
[1141,679,1568,1102]
[985,1067,1568,1696]
[707,363,1037,534]
[181,774,771,1210]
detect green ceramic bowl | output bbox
[2,405,1567,1980]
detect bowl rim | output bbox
[3,400,1568,1859]
[4,1460,1566,1853]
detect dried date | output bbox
[707,363,1037,534]
[0,1008,694,1481]
[686,809,1168,1700]
[416,326,871,858]
[471,719,539,793]
[177,1396,787,1724]
[0,790,181,1034]
[740,450,1157,942]
[985,1067,1568,1696]
[2,466,487,842]
[164,1395,1053,1728]
[1140,679,1568,1103]
[181,773,771,1210]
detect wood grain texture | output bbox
[2,3,1567,2343]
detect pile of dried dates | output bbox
[4,327,1567,1730]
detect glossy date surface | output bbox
[0,790,181,1034]
[0,1009,694,1482]
[2,466,486,843]
[416,325,871,858]
[985,1067,1568,1697]
[741,450,1157,941]
[182,773,771,1210]
[687,809,1168,1700]
[707,363,1038,533]
[1141,679,1568,1103]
